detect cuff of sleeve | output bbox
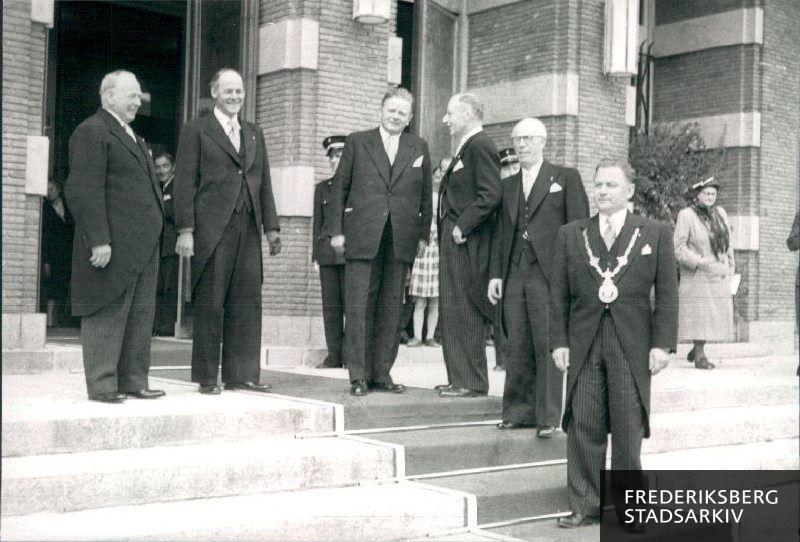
[178,228,193,234]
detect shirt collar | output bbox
[599,207,628,235]
[521,158,544,180]
[214,107,239,131]
[103,107,132,131]
[455,126,483,157]
[379,125,400,143]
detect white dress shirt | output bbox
[104,108,136,141]
[379,125,400,165]
[599,208,628,249]
[454,126,482,159]
[214,107,241,152]
[520,158,543,200]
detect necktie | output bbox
[522,169,534,200]
[227,120,241,152]
[602,217,617,250]
[384,135,398,165]
[123,124,136,142]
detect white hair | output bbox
[99,70,136,108]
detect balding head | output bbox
[511,117,547,168]
[99,70,142,124]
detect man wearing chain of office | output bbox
[549,158,678,529]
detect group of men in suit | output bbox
[65,68,280,403]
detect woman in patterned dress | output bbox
[408,159,450,347]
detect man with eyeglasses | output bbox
[488,117,589,436]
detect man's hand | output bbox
[552,347,570,373]
[267,230,281,256]
[331,235,345,255]
[90,244,112,268]
[175,232,194,258]
[452,225,466,245]
[649,348,670,375]
[488,278,503,305]
[417,239,427,258]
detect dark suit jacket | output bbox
[489,162,589,332]
[173,112,280,290]
[160,178,177,258]
[324,128,432,264]
[438,130,502,320]
[549,213,679,437]
[312,178,345,266]
[64,108,164,316]
[787,211,800,285]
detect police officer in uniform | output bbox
[499,147,520,180]
[313,135,347,368]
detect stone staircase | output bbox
[0,373,474,541]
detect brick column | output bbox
[256,0,396,364]
[2,0,49,350]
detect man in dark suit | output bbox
[153,151,178,336]
[549,159,678,528]
[174,68,281,395]
[436,93,502,397]
[488,118,589,436]
[64,70,165,403]
[312,135,347,369]
[327,88,433,396]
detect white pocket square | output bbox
[549,183,563,193]
[163,194,172,201]
[641,244,652,255]
[452,160,464,172]
[412,155,423,168]
[344,207,353,214]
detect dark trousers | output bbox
[567,313,645,516]
[343,220,407,384]
[439,216,489,393]
[80,243,159,397]
[319,264,345,365]
[154,254,178,335]
[503,259,562,426]
[191,207,262,386]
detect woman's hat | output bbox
[691,176,720,191]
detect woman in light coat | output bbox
[674,177,735,369]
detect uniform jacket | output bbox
[438,130,502,320]
[549,213,679,438]
[173,112,280,290]
[160,178,177,258]
[312,177,345,266]
[489,161,589,333]
[325,127,432,264]
[64,108,164,316]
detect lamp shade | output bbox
[353,0,390,24]
[603,0,639,77]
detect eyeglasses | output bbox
[512,135,544,145]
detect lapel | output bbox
[203,113,243,166]
[241,121,257,172]
[611,213,646,285]
[365,128,392,186]
[441,131,481,197]
[580,215,604,286]
[524,161,554,219]
[505,171,522,227]
[389,133,414,186]
[136,135,164,211]
[100,109,149,174]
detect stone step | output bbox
[1,347,83,375]
[645,403,798,455]
[1,435,398,516]
[2,375,337,456]
[0,482,473,541]
[641,437,799,471]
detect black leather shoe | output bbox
[557,513,600,528]
[536,426,558,438]
[199,384,221,394]
[496,421,534,430]
[350,381,367,396]
[224,381,272,392]
[369,382,406,393]
[89,392,126,404]
[123,389,165,399]
[439,387,483,398]
[433,383,451,391]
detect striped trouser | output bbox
[81,243,159,397]
[438,216,489,393]
[566,312,645,516]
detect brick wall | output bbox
[655,0,757,25]
[257,0,395,322]
[754,0,799,321]
[2,0,47,314]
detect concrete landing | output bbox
[1,481,473,541]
